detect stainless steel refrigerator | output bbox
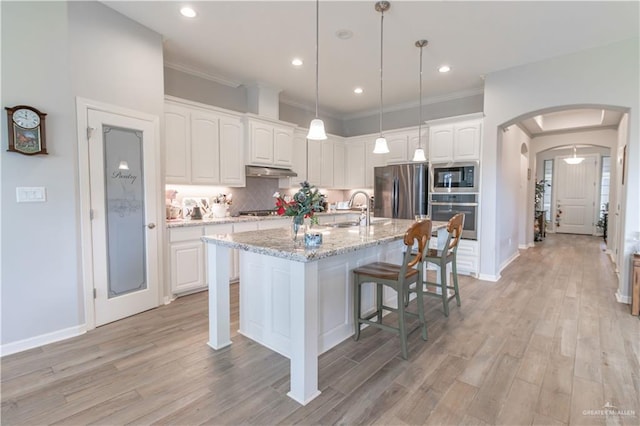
[373,163,429,219]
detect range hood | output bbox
[245,165,297,178]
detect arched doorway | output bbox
[498,105,627,271]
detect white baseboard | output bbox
[615,290,631,304]
[478,273,501,282]
[518,244,529,250]
[1,324,87,357]
[500,251,520,273]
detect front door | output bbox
[87,108,159,326]
[555,154,598,235]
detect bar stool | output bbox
[352,220,432,360]
[421,213,464,317]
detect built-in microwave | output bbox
[431,162,478,193]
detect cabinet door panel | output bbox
[453,122,481,160]
[170,241,204,294]
[345,140,365,188]
[386,134,408,164]
[220,117,245,186]
[250,122,274,165]
[365,139,387,188]
[321,140,335,188]
[307,140,322,185]
[333,141,345,189]
[191,112,220,184]
[164,105,190,183]
[429,126,454,163]
[273,127,293,167]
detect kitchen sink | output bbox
[327,218,388,228]
[327,221,360,228]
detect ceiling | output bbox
[103,1,638,119]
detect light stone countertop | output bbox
[202,219,448,263]
[166,210,359,228]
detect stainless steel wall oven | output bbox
[429,193,478,240]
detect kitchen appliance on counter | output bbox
[374,163,429,219]
[431,162,478,193]
[429,193,478,239]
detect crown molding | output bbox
[164,62,242,88]
[342,87,485,121]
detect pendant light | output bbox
[564,145,584,164]
[373,1,390,154]
[307,0,327,140]
[412,40,428,162]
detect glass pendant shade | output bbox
[564,145,584,164]
[412,147,426,162]
[307,119,327,140]
[373,137,390,154]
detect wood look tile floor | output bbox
[2,235,639,425]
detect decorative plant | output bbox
[534,179,549,211]
[273,181,324,224]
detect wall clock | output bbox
[5,105,48,155]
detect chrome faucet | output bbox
[349,191,371,226]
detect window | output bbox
[600,156,610,216]
[543,159,553,221]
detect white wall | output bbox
[481,38,639,300]
[498,125,530,268]
[1,1,77,345]
[1,1,164,350]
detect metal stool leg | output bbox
[353,274,361,341]
[452,256,461,307]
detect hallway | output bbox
[2,235,638,425]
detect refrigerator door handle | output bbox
[393,177,399,218]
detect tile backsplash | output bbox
[167,178,351,216]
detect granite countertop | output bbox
[202,219,448,263]
[166,210,359,228]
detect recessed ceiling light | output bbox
[438,65,451,73]
[354,87,363,94]
[291,58,303,67]
[180,7,197,18]
[336,29,353,40]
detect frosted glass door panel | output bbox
[103,126,147,298]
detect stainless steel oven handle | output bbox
[430,202,478,207]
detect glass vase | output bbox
[291,216,305,242]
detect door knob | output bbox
[147,223,156,229]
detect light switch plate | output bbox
[16,187,46,203]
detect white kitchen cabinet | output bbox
[307,136,346,189]
[427,113,483,163]
[245,115,294,168]
[164,103,190,184]
[333,139,346,189]
[384,131,409,164]
[307,139,322,185]
[219,116,245,186]
[190,110,220,184]
[279,129,307,188]
[345,138,366,188]
[456,239,479,276]
[365,139,387,188]
[320,139,335,188]
[165,97,245,186]
[169,227,206,294]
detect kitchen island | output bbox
[202,218,447,405]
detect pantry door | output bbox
[78,99,160,328]
[554,154,599,235]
